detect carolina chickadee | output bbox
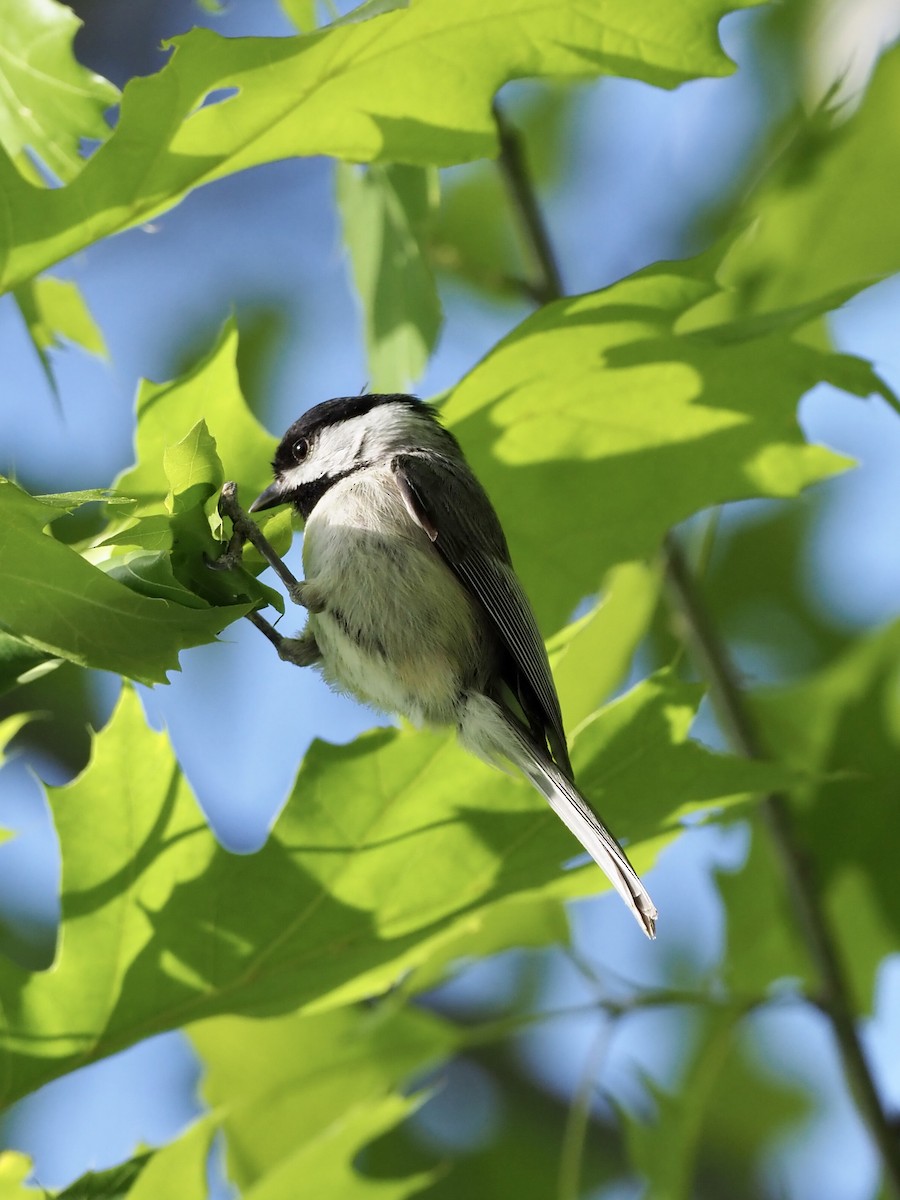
[226,393,656,938]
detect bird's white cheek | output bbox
[279,461,316,491]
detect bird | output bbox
[239,392,657,937]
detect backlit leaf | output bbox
[0,671,782,1108]
[0,0,117,182]
[337,162,441,390]
[0,0,760,291]
[441,259,858,633]
[0,480,249,683]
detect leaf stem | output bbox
[492,98,900,1197]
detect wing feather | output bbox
[392,452,571,775]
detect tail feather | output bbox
[506,718,658,939]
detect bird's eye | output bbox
[292,437,309,462]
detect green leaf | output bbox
[329,0,412,29]
[697,1025,812,1178]
[0,479,250,683]
[33,489,131,513]
[548,560,662,727]
[162,420,243,606]
[755,621,900,1011]
[0,713,33,769]
[193,1005,448,1196]
[0,631,58,695]
[441,258,856,633]
[12,276,107,398]
[0,1151,33,1199]
[126,1120,213,1200]
[337,162,441,390]
[0,0,118,183]
[623,1008,739,1200]
[13,277,106,357]
[718,817,814,997]
[105,324,289,606]
[0,0,759,291]
[624,1008,812,1199]
[246,1095,429,1200]
[0,672,783,1107]
[432,87,573,301]
[55,1152,152,1199]
[278,0,318,31]
[707,42,900,319]
[569,670,789,846]
[114,320,275,511]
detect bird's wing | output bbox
[392,451,571,775]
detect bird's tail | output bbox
[461,695,657,938]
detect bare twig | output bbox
[492,100,564,306]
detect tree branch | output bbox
[492,98,900,1195]
[492,100,563,306]
[663,533,900,1193]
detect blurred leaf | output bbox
[0,1151,32,1199]
[13,277,106,358]
[278,0,317,30]
[624,1007,813,1198]
[570,670,789,846]
[718,819,814,997]
[706,41,900,320]
[0,714,32,770]
[0,1131,207,1200]
[432,165,527,299]
[403,1038,619,1199]
[0,479,250,683]
[12,276,106,398]
[193,1006,449,1195]
[0,0,118,183]
[756,621,900,1011]
[442,257,858,634]
[699,1017,813,1186]
[700,500,851,679]
[245,1095,430,1199]
[0,0,759,290]
[433,86,573,300]
[624,1008,739,1200]
[0,669,783,1107]
[329,0,411,27]
[125,1120,213,1200]
[337,162,441,390]
[56,1152,151,1199]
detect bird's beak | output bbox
[249,482,285,513]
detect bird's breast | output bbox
[301,467,487,724]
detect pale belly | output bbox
[301,469,488,726]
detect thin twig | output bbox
[492,100,564,305]
[492,98,900,1196]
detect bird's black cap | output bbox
[272,393,426,474]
